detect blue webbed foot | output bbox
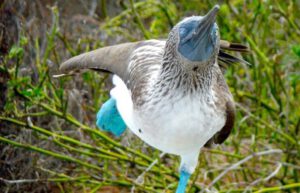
[176,170,191,193]
[96,98,126,137]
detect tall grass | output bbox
[0,0,299,192]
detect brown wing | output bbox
[59,41,144,82]
[204,101,235,147]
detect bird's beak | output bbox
[178,5,220,61]
[195,5,219,37]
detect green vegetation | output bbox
[0,0,299,192]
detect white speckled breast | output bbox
[133,90,225,155]
[111,75,225,156]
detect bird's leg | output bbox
[176,169,191,193]
[176,152,200,193]
[96,98,127,137]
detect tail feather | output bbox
[218,41,251,72]
[220,40,250,53]
[218,50,250,66]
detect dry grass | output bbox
[0,0,299,192]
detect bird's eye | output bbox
[179,28,187,37]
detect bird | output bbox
[58,5,249,193]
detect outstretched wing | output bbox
[59,40,165,89]
[59,41,143,82]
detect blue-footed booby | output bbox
[59,5,249,192]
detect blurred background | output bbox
[0,0,299,192]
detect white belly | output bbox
[134,95,225,155]
[111,75,225,156]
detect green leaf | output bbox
[20,36,28,46]
[292,45,300,58]
[8,45,24,59]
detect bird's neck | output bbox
[159,52,215,95]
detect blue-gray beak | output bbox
[195,5,219,41]
[181,5,219,44]
[179,5,220,62]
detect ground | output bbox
[0,0,300,192]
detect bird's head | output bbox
[167,5,220,65]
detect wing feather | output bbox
[204,101,235,147]
[59,41,143,82]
